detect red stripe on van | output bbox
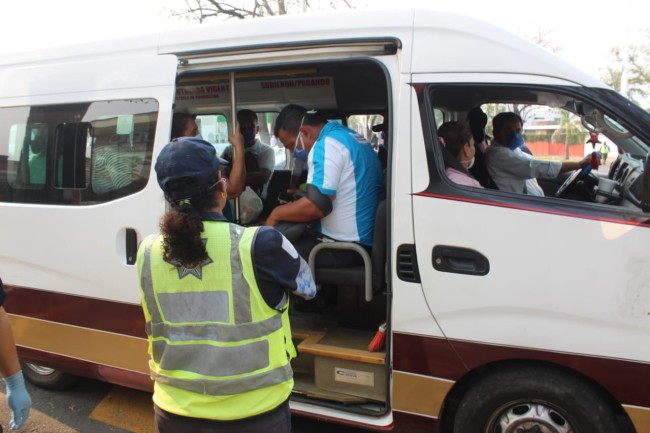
[414,191,650,228]
[393,332,650,408]
[3,285,146,338]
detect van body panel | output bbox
[1,7,649,433]
[158,9,415,62]
[412,72,583,87]
[0,54,177,99]
[0,56,177,302]
[410,11,602,87]
[412,193,650,360]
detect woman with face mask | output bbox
[138,136,316,433]
[438,121,483,188]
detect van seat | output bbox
[307,200,387,302]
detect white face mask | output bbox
[459,143,476,169]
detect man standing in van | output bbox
[267,104,384,267]
[486,112,591,196]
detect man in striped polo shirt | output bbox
[267,104,384,268]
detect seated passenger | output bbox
[91,133,133,195]
[486,112,590,196]
[171,113,200,139]
[466,106,496,188]
[438,121,483,188]
[267,104,384,268]
[221,109,275,201]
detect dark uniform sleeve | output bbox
[252,226,317,310]
[0,277,5,307]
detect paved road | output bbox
[0,379,367,433]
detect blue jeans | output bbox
[154,400,291,433]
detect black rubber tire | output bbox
[454,366,621,433]
[20,361,81,390]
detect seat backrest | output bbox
[371,199,387,291]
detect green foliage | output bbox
[601,29,650,108]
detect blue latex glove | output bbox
[3,371,31,429]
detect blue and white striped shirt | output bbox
[307,122,383,246]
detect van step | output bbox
[293,329,385,365]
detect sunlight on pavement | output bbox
[89,387,154,433]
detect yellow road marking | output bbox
[89,387,155,433]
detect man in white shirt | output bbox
[486,112,590,196]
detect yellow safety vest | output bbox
[138,222,295,420]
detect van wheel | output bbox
[453,366,621,433]
[20,362,81,390]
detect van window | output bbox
[195,114,229,155]
[0,99,158,205]
[347,114,384,145]
[426,84,649,217]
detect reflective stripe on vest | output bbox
[141,224,292,396]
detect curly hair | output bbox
[159,179,219,268]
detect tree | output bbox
[601,34,650,106]
[168,0,355,22]
[551,110,583,159]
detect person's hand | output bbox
[265,213,279,227]
[579,154,592,167]
[4,371,32,429]
[228,122,244,151]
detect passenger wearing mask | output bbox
[267,104,383,268]
[438,121,483,188]
[485,112,590,196]
[221,109,276,201]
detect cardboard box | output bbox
[314,355,386,401]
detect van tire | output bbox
[453,366,621,433]
[20,362,81,390]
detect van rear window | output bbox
[0,99,158,205]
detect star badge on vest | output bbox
[166,238,214,280]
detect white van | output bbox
[1,8,649,433]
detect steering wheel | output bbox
[555,164,592,198]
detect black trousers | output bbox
[154,400,291,433]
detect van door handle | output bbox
[432,245,489,276]
[126,228,138,265]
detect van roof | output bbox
[1,8,603,88]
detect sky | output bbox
[0,0,648,80]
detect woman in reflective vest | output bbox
[137,134,316,433]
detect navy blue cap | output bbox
[155,137,221,200]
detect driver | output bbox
[486,112,591,196]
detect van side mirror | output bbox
[641,152,650,212]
